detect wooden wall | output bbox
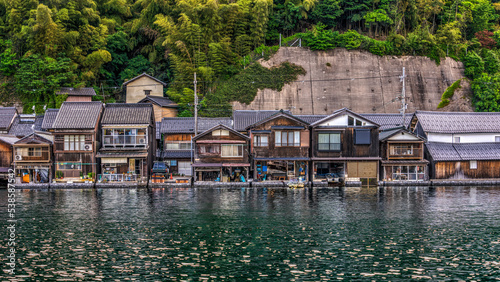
[0,141,13,168]
[165,134,193,142]
[251,116,309,159]
[195,130,249,163]
[312,127,379,158]
[434,161,500,179]
[66,96,92,102]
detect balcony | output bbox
[14,151,50,162]
[102,135,147,148]
[388,145,423,160]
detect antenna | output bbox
[399,67,407,127]
[194,72,198,136]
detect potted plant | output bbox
[56,171,64,179]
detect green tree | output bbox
[472,73,500,111]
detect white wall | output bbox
[427,132,500,143]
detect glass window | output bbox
[254,135,268,147]
[318,133,341,151]
[496,136,500,142]
[294,132,300,146]
[212,130,230,136]
[390,145,414,156]
[454,137,460,143]
[348,116,354,126]
[275,131,281,146]
[275,131,300,146]
[221,145,243,157]
[470,160,477,169]
[355,129,371,145]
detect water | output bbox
[1,187,500,280]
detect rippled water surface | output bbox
[2,187,500,280]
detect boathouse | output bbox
[12,133,53,184]
[96,103,155,183]
[410,111,500,179]
[309,108,381,186]
[247,110,310,182]
[379,127,428,181]
[192,124,250,182]
[51,102,103,182]
[158,117,232,177]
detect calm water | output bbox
[1,187,500,280]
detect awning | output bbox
[101,157,128,164]
[196,140,246,144]
[96,152,147,158]
[192,163,222,167]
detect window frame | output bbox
[470,160,477,169]
[221,144,243,158]
[253,135,269,147]
[354,129,371,145]
[275,131,300,147]
[317,133,341,151]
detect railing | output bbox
[98,174,140,182]
[388,147,423,159]
[15,152,50,161]
[103,135,147,148]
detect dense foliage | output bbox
[1,0,500,113]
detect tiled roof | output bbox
[426,142,500,161]
[122,73,167,86]
[52,102,103,130]
[193,124,249,141]
[379,127,424,141]
[0,107,17,130]
[161,117,233,134]
[0,135,20,145]
[41,109,59,130]
[15,133,52,145]
[101,103,153,125]
[360,113,412,130]
[163,150,193,159]
[246,110,309,130]
[34,115,44,131]
[233,110,290,131]
[310,108,380,127]
[56,87,96,96]
[138,96,178,108]
[414,111,500,133]
[294,115,327,124]
[8,116,35,137]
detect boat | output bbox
[287,178,305,189]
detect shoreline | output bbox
[2,179,500,189]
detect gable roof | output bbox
[0,107,17,131]
[246,110,309,130]
[41,109,59,130]
[52,102,103,130]
[14,133,52,145]
[310,108,380,127]
[161,117,233,134]
[8,115,37,137]
[193,124,250,141]
[233,110,291,131]
[379,127,425,141]
[294,114,327,124]
[101,103,153,125]
[56,87,96,96]
[138,96,179,108]
[426,142,500,161]
[360,113,412,130]
[413,111,500,134]
[122,73,167,86]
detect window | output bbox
[165,160,177,166]
[355,129,371,145]
[199,144,220,155]
[221,145,243,157]
[392,165,425,181]
[57,162,82,170]
[166,142,191,150]
[64,135,85,151]
[212,130,229,136]
[144,90,151,95]
[28,148,42,157]
[470,160,477,169]
[318,133,341,151]
[254,135,269,147]
[103,128,147,147]
[496,136,500,142]
[454,137,460,143]
[390,145,414,156]
[275,131,300,146]
[348,116,365,126]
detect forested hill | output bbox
[0,0,500,116]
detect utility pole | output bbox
[194,72,198,136]
[399,67,407,127]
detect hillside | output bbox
[232,48,472,114]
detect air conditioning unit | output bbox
[15,155,22,161]
[84,144,92,151]
[139,139,146,144]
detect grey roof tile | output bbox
[52,102,103,130]
[138,96,178,108]
[0,135,20,145]
[8,116,35,137]
[0,107,17,130]
[415,111,500,133]
[41,109,59,130]
[360,113,412,130]
[232,110,290,131]
[101,103,153,125]
[56,87,96,96]
[161,117,233,134]
[426,142,500,161]
[294,115,327,124]
[163,150,193,159]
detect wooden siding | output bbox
[66,96,92,102]
[152,104,177,122]
[251,116,309,159]
[311,128,379,158]
[165,134,193,142]
[381,141,424,160]
[346,161,378,178]
[195,130,249,164]
[433,161,500,179]
[0,141,13,168]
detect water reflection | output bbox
[1,186,500,280]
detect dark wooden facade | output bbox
[0,139,14,169]
[13,134,53,183]
[162,133,193,175]
[311,128,379,159]
[193,125,250,182]
[248,112,310,181]
[53,131,99,179]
